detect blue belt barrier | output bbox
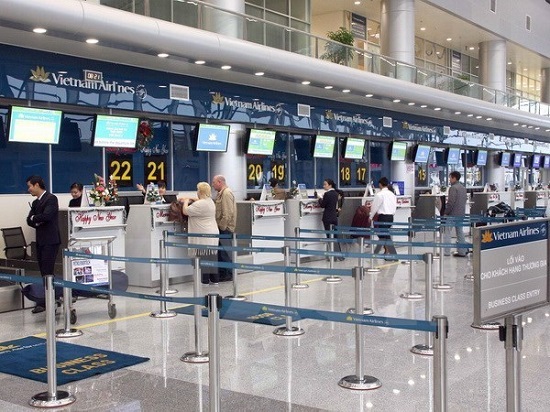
[63,250,192,265]
[200,260,351,277]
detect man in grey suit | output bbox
[26,175,61,313]
[443,171,468,257]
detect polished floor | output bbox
[0,241,549,412]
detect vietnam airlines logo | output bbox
[325,110,334,119]
[211,92,224,104]
[30,66,51,83]
[481,230,493,243]
[0,344,19,352]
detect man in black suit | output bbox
[316,178,343,259]
[26,175,61,313]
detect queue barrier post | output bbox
[433,315,449,412]
[338,266,381,390]
[30,275,76,408]
[161,231,178,295]
[411,253,434,356]
[56,251,83,338]
[274,246,304,337]
[434,226,452,290]
[226,233,245,301]
[400,220,423,300]
[347,237,373,315]
[292,227,308,289]
[207,294,222,412]
[325,225,342,283]
[502,314,522,412]
[151,238,177,319]
[106,241,117,318]
[366,221,380,273]
[181,257,209,363]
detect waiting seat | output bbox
[1,227,30,260]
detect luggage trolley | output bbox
[66,235,118,324]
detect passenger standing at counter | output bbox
[369,177,398,260]
[180,182,220,285]
[69,182,83,207]
[26,175,61,313]
[316,178,343,257]
[212,175,237,282]
[443,171,468,257]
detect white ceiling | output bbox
[312,0,549,80]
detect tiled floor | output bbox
[0,243,549,411]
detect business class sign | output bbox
[473,219,550,323]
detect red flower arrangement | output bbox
[137,120,154,150]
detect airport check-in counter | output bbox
[125,204,190,287]
[471,191,525,216]
[235,200,286,264]
[524,190,548,208]
[62,206,127,271]
[284,198,325,263]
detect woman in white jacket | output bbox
[180,182,220,284]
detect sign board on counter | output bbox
[71,245,109,286]
[299,200,323,216]
[150,204,171,227]
[474,219,549,324]
[253,201,286,218]
[69,206,126,230]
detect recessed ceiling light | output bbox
[301,80,311,85]
[434,107,441,111]
[86,38,99,44]
[354,0,361,4]
[420,27,426,31]
[469,46,475,51]
[393,99,401,103]
[408,102,415,106]
[446,38,452,42]
[324,85,333,89]
[157,53,169,58]
[467,114,474,117]
[535,127,540,130]
[158,85,167,88]
[486,117,492,121]
[365,93,373,97]
[521,124,527,127]
[420,104,428,108]
[513,123,519,126]
[523,68,528,71]
[546,129,550,132]
[195,60,206,65]
[33,27,47,34]
[528,125,534,128]
[455,111,461,115]
[221,65,231,70]
[255,71,265,76]
[342,89,351,93]
[507,61,512,65]
[475,115,482,119]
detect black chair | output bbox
[1,227,30,260]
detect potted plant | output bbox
[322,26,355,65]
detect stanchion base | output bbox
[29,390,76,408]
[464,274,474,281]
[338,375,382,390]
[150,310,177,318]
[366,268,381,273]
[399,292,423,300]
[273,326,305,336]
[292,283,309,289]
[346,307,374,315]
[411,344,433,356]
[225,295,246,301]
[401,260,409,264]
[471,321,500,330]
[56,328,83,338]
[156,289,178,295]
[181,351,209,363]
[433,284,453,290]
[324,276,342,284]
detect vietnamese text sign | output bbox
[474,219,549,323]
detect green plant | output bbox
[322,27,355,65]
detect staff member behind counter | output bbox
[136,180,176,204]
[69,182,83,207]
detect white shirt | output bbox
[369,187,397,219]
